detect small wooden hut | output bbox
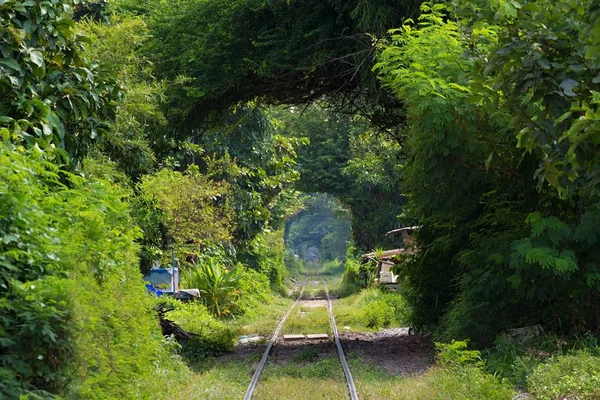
[361,226,420,285]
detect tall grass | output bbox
[181,258,243,317]
[334,287,409,331]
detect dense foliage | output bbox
[375,2,600,344]
[3,0,600,397]
[0,141,185,398]
[0,0,117,165]
[277,105,405,250]
[142,0,421,136]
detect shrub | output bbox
[335,287,409,331]
[163,299,235,362]
[362,299,394,329]
[394,340,515,400]
[436,340,482,368]
[0,142,187,398]
[320,258,345,276]
[338,255,362,297]
[528,352,600,400]
[378,341,515,399]
[235,267,271,313]
[181,257,243,317]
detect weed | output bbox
[282,306,331,335]
[253,356,347,399]
[292,346,321,362]
[527,352,600,400]
[334,287,408,331]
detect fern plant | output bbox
[182,257,243,317]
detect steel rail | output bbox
[323,279,359,400]
[243,279,307,400]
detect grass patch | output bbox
[334,287,408,331]
[345,351,515,399]
[281,305,331,335]
[175,359,254,400]
[231,295,294,336]
[484,332,600,390]
[527,352,600,400]
[253,355,348,399]
[302,279,330,299]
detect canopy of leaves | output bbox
[141,0,421,136]
[285,193,351,263]
[455,0,600,198]
[275,105,405,250]
[80,16,167,180]
[0,0,118,165]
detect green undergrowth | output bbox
[334,287,408,331]
[253,355,348,399]
[484,332,600,398]
[527,352,600,400]
[0,143,190,398]
[319,259,345,276]
[302,281,328,299]
[162,299,235,362]
[165,293,295,360]
[253,342,515,400]
[349,340,514,400]
[281,305,331,335]
[348,354,514,400]
[232,295,294,336]
[174,358,253,400]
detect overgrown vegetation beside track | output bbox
[334,287,408,332]
[3,0,600,397]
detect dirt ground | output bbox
[227,330,434,379]
[339,330,435,376]
[297,299,328,308]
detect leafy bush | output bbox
[362,299,394,329]
[320,258,345,276]
[0,0,117,164]
[0,141,187,398]
[136,166,235,247]
[181,257,243,317]
[386,340,515,400]
[163,299,235,362]
[335,287,408,331]
[528,352,600,400]
[436,340,482,368]
[237,229,290,293]
[337,248,363,297]
[234,267,272,314]
[485,332,600,388]
[375,1,600,345]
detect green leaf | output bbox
[29,50,44,67]
[46,111,65,139]
[560,79,579,97]
[0,58,22,72]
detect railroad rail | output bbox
[323,278,359,400]
[243,278,359,400]
[243,279,307,400]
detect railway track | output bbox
[243,278,358,400]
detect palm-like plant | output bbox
[182,257,243,317]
